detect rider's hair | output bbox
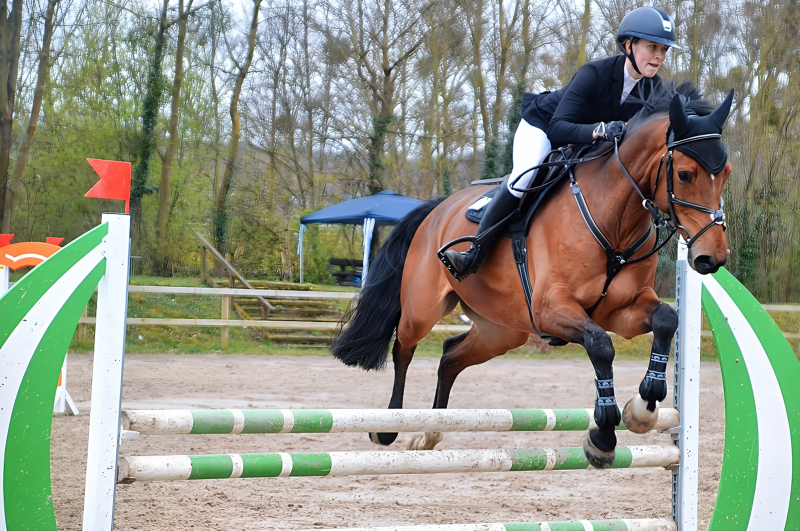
[625,37,640,51]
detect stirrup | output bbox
[438,235,479,282]
[438,248,470,282]
[439,244,486,282]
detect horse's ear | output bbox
[669,94,689,135]
[708,89,735,130]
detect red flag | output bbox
[85,159,132,214]
[0,234,13,248]
[46,237,64,247]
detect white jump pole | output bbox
[82,213,131,531]
[672,238,701,531]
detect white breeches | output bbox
[507,120,552,198]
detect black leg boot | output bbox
[442,183,520,280]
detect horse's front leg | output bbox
[536,296,621,469]
[597,290,678,434]
[622,302,678,433]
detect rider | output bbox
[443,6,679,280]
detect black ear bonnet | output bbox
[668,89,734,174]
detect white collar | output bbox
[621,66,642,103]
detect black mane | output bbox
[629,81,716,125]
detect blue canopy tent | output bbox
[298,190,423,284]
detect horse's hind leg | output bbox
[369,340,416,445]
[404,332,466,451]
[406,312,528,451]
[370,291,459,446]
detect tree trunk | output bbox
[576,0,591,68]
[130,0,170,243]
[502,0,533,175]
[155,0,193,276]
[302,0,315,208]
[213,0,261,257]
[461,0,489,142]
[2,0,58,233]
[0,0,25,231]
[689,0,701,86]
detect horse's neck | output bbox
[592,123,666,248]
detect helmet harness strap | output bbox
[618,38,642,75]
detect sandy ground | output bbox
[51,354,724,530]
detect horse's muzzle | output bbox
[691,253,728,275]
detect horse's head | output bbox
[652,89,734,274]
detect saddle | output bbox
[461,141,661,346]
[465,145,581,231]
[464,146,585,346]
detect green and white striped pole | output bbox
[116,445,680,483]
[121,407,679,435]
[296,520,677,531]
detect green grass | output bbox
[59,276,800,361]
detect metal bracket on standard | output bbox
[660,426,682,437]
[120,429,140,442]
[662,426,682,470]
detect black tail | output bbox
[330,196,448,370]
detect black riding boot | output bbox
[442,184,520,280]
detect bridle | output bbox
[613,130,726,250]
[574,129,727,315]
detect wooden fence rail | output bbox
[77,285,800,349]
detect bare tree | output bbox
[340,0,432,194]
[0,0,25,230]
[212,0,261,256]
[2,0,60,232]
[154,0,195,274]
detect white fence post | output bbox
[82,214,131,531]
[672,239,701,531]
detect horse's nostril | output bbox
[693,254,725,275]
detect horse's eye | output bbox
[678,171,692,183]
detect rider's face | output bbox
[627,39,669,78]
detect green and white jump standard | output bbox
[121,407,680,435]
[0,214,130,531]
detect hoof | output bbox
[405,431,443,451]
[405,434,424,450]
[369,432,398,446]
[583,431,616,469]
[622,394,659,434]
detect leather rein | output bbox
[574,130,726,315]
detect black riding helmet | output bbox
[616,6,679,74]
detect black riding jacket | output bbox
[521,55,662,148]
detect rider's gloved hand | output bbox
[592,121,627,141]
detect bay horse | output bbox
[331,83,734,468]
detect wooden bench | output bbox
[328,258,363,287]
